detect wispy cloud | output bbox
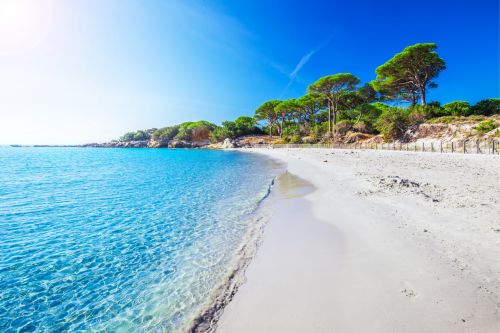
[280,34,335,97]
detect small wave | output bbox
[185,176,278,333]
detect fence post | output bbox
[451,142,454,153]
[493,141,496,154]
[414,143,417,152]
[440,141,443,153]
[422,142,425,152]
[463,140,467,154]
[431,142,434,152]
[476,140,480,154]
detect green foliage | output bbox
[309,123,328,140]
[152,126,179,142]
[289,134,303,144]
[120,130,151,142]
[442,101,471,116]
[308,73,361,133]
[373,43,446,105]
[254,100,282,136]
[210,116,262,141]
[409,104,445,119]
[296,94,325,122]
[471,98,500,116]
[474,120,499,133]
[173,121,216,141]
[375,107,411,141]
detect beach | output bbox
[216,148,500,332]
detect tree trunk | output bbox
[327,100,332,134]
[332,109,337,138]
[278,121,283,139]
[419,85,426,105]
[411,92,417,106]
[269,123,272,137]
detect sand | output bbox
[216,148,500,333]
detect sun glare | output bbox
[0,0,53,54]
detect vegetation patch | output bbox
[474,120,499,134]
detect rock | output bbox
[221,138,238,149]
[168,141,192,148]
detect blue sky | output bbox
[0,0,498,144]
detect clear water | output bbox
[0,148,279,332]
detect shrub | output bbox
[375,107,411,141]
[442,101,471,116]
[474,120,499,133]
[335,120,353,136]
[310,123,328,139]
[471,98,500,116]
[289,134,303,144]
[352,121,370,133]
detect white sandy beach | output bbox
[217,148,500,333]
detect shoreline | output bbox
[184,155,286,333]
[216,148,500,332]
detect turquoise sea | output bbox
[0,148,279,332]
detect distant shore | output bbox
[216,148,500,332]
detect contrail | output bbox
[280,34,335,97]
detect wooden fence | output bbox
[255,140,499,155]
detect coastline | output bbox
[216,148,500,332]
[184,155,285,333]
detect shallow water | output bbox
[0,148,280,332]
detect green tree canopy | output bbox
[296,94,325,125]
[120,130,151,142]
[308,73,361,136]
[275,99,300,138]
[152,125,180,142]
[373,43,446,106]
[254,100,282,137]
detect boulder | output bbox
[221,138,238,149]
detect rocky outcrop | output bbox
[81,140,149,148]
[221,138,238,148]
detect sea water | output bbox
[0,147,280,332]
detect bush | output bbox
[442,101,471,116]
[375,107,411,141]
[410,104,445,118]
[289,134,303,144]
[471,98,500,116]
[335,120,353,136]
[474,120,499,133]
[352,121,370,133]
[310,123,328,139]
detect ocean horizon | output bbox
[0,147,280,332]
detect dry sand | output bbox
[216,148,500,333]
